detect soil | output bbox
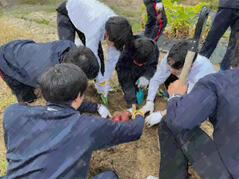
[0,1,215,178]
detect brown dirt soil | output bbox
[0,2,215,178]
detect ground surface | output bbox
[0,0,221,178]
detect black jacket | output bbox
[116,36,159,107]
[0,40,75,88]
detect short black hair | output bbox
[167,40,197,69]
[64,46,99,79]
[133,38,154,64]
[105,16,133,51]
[40,63,88,104]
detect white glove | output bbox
[136,76,149,88]
[156,2,163,11]
[146,176,159,179]
[145,111,162,127]
[140,100,154,114]
[98,104,112,118]
[95,81,110,97]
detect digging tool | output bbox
[100,94,108,105]
[136,80,144,105]
[180,5,210,84]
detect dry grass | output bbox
[0,17,46,176]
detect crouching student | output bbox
[0,40,111,118]
[57,0,134,98]
[153,67,239,179]
[116,37,159,111]
[140,40,215,127]
[2,63,145,179]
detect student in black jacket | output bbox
[143,0,168,41]
[116,36,159,110]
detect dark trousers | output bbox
[158,118,231,179]
[200,8,239,70]
[0,70,36,103]
[56,2,105,74]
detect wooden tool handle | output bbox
[179,51,196,84]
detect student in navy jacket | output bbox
[200,0,239,70]
[143,0,167,41]
[0,40,98,103]
[2,63,145,179]
[116,36,159,110]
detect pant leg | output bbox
[0,70,36,103]
[221,9,239,69]
[92,170,118,179]
[57,12,76,42]
[164,74,178,89]
[158,119,188,179]
[199,8,233,59]
[179,127,232,179]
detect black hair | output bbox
[64,46,99,79]
[167,40,197,69]
[133,38,154,64]
[105,16,133,51]
[40,63,88,104]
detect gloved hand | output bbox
[95,81,110,97]
[136,76,149,88]
[145,111,162,127]
[98,104,112,118]
[140,100,154,114]
[146,176,159,179]
[156,2,163,11]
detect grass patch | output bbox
[34,18,50,25]
[0,159,7,177]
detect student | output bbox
[57,0,133,98]
[143,0,167,41]
[199,0,239,71]
[0,40,111,117]
[140,40,215,126]
[2,63,145,179]
[116,37,159,110]
[155,67,239,179]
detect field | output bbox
[0,0,220,178]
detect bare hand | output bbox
[168,80,187,97]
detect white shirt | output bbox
[147,54,216,101]
[66,0,120,83]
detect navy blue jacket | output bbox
[166,68,239,178]
[219,0,239,9]
[0,40,75,88]
[116,36,159,107]
[2,102,144,178]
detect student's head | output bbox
[64,46,99,80]
[105,16,133,51]
[167,40,196,76]
[40,64,88,109]
[132,38,154,66]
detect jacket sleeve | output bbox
[146,54,171,101]
[143,43,159,79]
[116,51,137,107]
[165,75,218,136]
[77,101,98,113]
[91,115,145,150]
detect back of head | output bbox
[167,40,196,69]
[105,16,133,51]
[40,63,88,104]
[133,38,154,64]
[64,46,99,79]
